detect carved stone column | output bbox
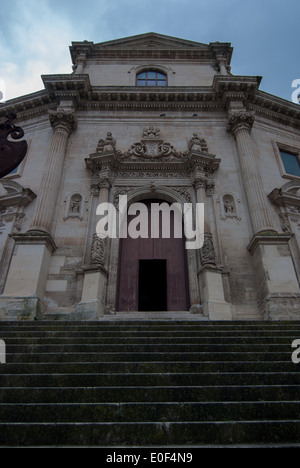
[194,177,231,320]
[30,110,77,233]
[228,106,300,320]
[1,110,77,320]
[227,110,275,234]
[76,174,112,320]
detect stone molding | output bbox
[247,232,292,256]
[1,77,300,131]
[11,232,57,254]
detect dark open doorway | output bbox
[138,259,167,311]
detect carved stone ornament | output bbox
[0,113,28,179]
[113,187,133,207]
[200,234,216,265]
[123,127,185,160]
[48,110,78,134]
[227,111,255,135]
[279,213,291,233]
[188,133,208,153]
[91,233,106,266]
[172,187,192,203]
[96,132,116,153]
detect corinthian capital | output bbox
[227,111,255,135]
[49,110,78,135]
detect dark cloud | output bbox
[1,0,299,101]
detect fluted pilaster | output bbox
[30,111,77,233]
[228,111,275,234]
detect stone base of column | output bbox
[0,295,43,321]
[198,266,232,320]
[75,265,108,319]
[0,232,56,321]
[259,294,300,320]
[248,233,300,320]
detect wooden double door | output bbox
[117,199,189,312]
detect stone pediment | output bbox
[94,33,209,51]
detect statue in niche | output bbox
[220,194,241,221]
[70,194,82,214]
[64,193,84,221]
[223,194,236,215]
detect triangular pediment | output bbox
[94,33,209,50]
[70,33,232,63]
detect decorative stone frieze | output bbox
[172,187,192,203]
[200,234,216,266]
[113,187,134,207]
[91,234,106,266]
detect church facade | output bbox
[0,33,300,321]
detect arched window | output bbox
[136,70,167,87]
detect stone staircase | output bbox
[0,320,300,447]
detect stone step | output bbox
[2,336,299,344]
[1,320,300,329]
[6,351,293,363]
[4,343,295,354]
[0,385,298,403]
[1,372,300,387]
[2,328,300,337]
[0,320,300,447]
[1,360,297,373]
[0,420,300,446]
[1,401,300,423]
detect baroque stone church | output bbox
[1,32,300,322]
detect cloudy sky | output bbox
[0,0,299,103]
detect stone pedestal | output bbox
[198,266,232,320]
[76,266,107,320]
[248,234,300,320]
[0,233,56,320]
